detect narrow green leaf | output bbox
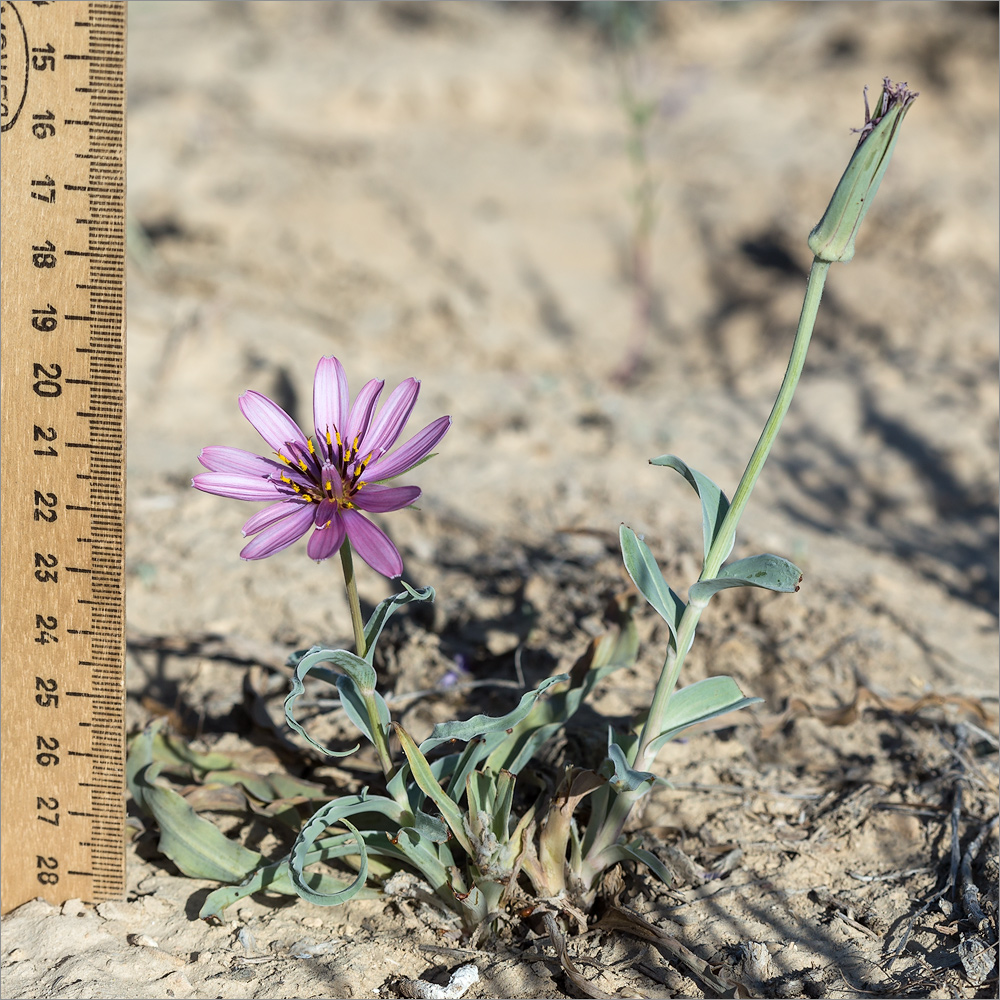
[284,647,340,686]
[465,769,493,826]
[262,772,331,801]
[688,553,803,604]
[151,729,238,773]
[199,833,388,920]
[320,648,378,692]
[650,454,731,560]
[619,525,685,638]
[394,724,474,856]
[412,808,449,844]
[418,674,568,754]
[646,675,763,753]
[492,769,515,840]
[200,769,281,802]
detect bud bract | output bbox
[808,78,918,263]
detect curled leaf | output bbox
[289,805,369,906]
[362,582,435,664]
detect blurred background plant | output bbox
[582,1,666,385]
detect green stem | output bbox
[340,541,367,659]
[339,541,397,779]
[636,257,831,772]
[702,258,831,580]
[587,259,832,869]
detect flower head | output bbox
[193,356,450,577]
[808,77,918,264]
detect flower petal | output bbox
[344,379,384,453]
[239,503,315,559]
[353,483,420,513]
[198,445,283,476]
[313,497,339,526]
[242,498,312,536]
[363,378,419,457]
[239,390,310,457]
[306,514,347,561]
[365,415,451,482]
[192,472,287,501]
[312,356,350,459]
[342,509,403,578]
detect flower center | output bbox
[274,430,371,513]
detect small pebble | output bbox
[128,933,160,949]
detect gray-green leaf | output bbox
[619,525,685,639]
[688,553,802,604]
[650,454,731,561]
[646,675,762,753]
[289,815,369,906]
[600,741,658,794]
[133,763,262,883]
[363,582,435,664]
[418,674,568,755]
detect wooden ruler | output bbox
[1,0,126,912]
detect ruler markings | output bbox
[1,0,126,912]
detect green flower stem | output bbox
[702,258,831,581]
[636,258,830,772]
[339,541,395,779]
[340,541,368,659]
[586,258,832,868]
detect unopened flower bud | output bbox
[809,77,918,263]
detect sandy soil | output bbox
[2,2,998,998]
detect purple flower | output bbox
[192,356,450,577]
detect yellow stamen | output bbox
[280,474,303,496]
